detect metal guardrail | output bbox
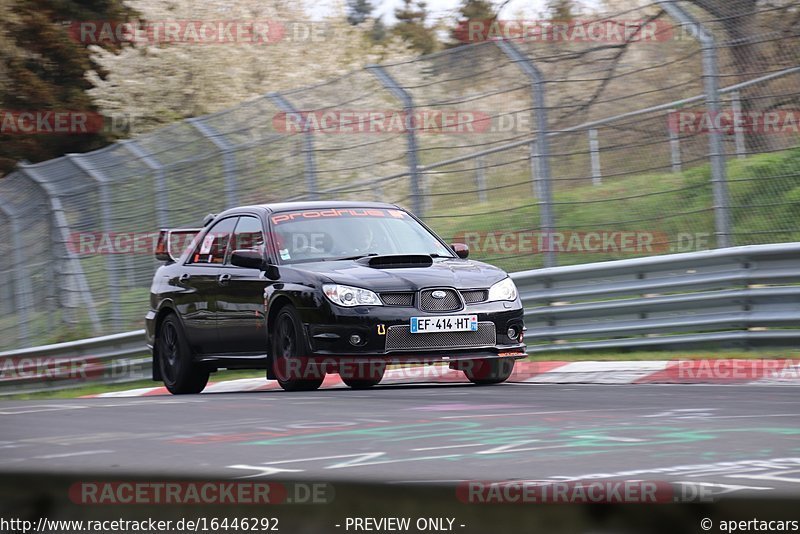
[0,330,149,395]
[518,243,800,352]
[1,243,798,394]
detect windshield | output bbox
[268,207,454,264]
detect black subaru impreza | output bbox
[145,201,526,393]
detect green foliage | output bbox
[0,0,135,175]
[726,148,800,243]
[448,0,497,48]
[425,148,800,273]
[346,0,374,25]
[547,0,577,21]
[392,0,438,55]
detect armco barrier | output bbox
[0,330,148,395]
[1,243,798,394]
[519,242,800,352]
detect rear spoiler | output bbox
[155,228,201,262]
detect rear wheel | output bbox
[341,362,386,389]
[271,305,324,392]
[157,314,209,394]
[463,358,515,385]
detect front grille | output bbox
[386,322,496,351]
[460,289,488,304]
[381,292,414,306]
[419,288,462,312]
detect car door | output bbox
[175,216,238,354]
[213,214,270,355]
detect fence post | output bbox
[658,0,731,248]
[68,154,123,331]
[730,90,747,159]
[17,164,102,334]
[187,118,239,209]
[420,169,433,214]
[528,139,538,198]
[589,128,602,185]
[366,64,424,217]
[123,140,170,229]
[475,155,488,203]
[496,39,556,267]
[268,93,319,200]
[0,198,32,345]
[668,109,683,172]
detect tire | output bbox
[157,314,210,394]
[463,358,515,385]
[341,362,386,389]
[271,305,324,392]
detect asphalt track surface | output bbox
[2,383,800,498]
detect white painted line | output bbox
[477,443,575,455]
[674,481,773,492]
[0,404,87,415]
[695,413,800,419]
[440,406,663,419]
[573,435,645,442]
[34,449,114,459]
[525,360,668,384]
[411,443,489,451]
[204,378,266,393]
[93,387,163,398]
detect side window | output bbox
[188,217,238,265]
[227,216,266,265]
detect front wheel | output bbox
[340,362,386,389]
[157,314,209,394]
[271,305,324,392]
[462,358,515,385]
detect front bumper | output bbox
[299,298,526,363]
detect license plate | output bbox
[410,315,478,333]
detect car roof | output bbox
[226,200,402,214]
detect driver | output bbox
[350,223,374,254]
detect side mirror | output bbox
[450,243,469,259]
[264,264,280,281]
[231,249,267,270]
[231,249,281,280]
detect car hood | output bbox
[289,257,508,291]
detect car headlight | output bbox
[488,277,518,301]
[323,284,383,307]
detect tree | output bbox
[371,17,388,43]
[457,0,497,21]
[392,0,438,55]
[0,0,133,176]
[85,0,413,133]
[685,0,763,81]
[684,0,796,152]
[448,0,497,47]
[0,1,22,102]
[346,0,373,26]
[346,0,389,45]
[548,0,576,21]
